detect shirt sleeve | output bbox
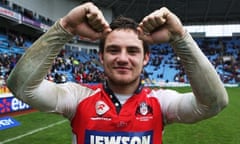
[6,20,93,120]
[31,79,94,119]
[155,31,228,125]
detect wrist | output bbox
[169,29,187,43]
[59,17,75,35]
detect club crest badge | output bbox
[136,101,153,116]
[139,102,148,115]
[95,101,109,115]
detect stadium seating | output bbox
[0,31,239,84]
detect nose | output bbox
[116,50,128,63]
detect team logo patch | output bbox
[95,100,109,115]
[136,102,153,116]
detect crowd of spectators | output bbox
[46,36,240,85]
[2,0,238,84]
[169,37,240,84]
[45,49,105,84]
[0,30,240,88]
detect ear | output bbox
[98,52,104,64]
[143,53,150,66]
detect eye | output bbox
[128,47,140,55]
[106,46,120,54]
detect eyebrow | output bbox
[105,44,142,50]
[105,44,120,49]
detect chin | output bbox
[109,76,139,85]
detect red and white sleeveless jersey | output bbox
[71,84,164,144]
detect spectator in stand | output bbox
[74,72,83,83]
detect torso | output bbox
[71,84,163,144]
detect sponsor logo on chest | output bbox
[85,130,153,144]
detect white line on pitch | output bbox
[0,120,68,144]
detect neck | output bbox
[106,78,141,95]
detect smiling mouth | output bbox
[114,67,131,73]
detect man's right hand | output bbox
[60,2,111,40]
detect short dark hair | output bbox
[99,16,149,54]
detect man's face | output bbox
[99,29,149,85]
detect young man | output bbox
[7,2,228,144]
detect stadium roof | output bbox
[1,0,239,38]
[89,0,240,25]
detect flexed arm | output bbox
[138,7,228,123]
[6,2,110,114]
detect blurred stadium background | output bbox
[0,0,239,143]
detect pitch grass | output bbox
[163,87,240,144]
[0,87,239,144]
